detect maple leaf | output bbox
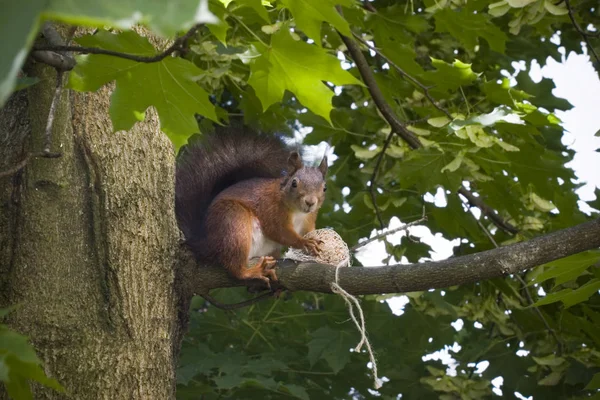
[248,29,362,122]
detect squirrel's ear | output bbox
[287,151,303,174]
[318,155,328,177]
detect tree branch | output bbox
[30,22,76,71]
[457,187,518,234]
[350,208,427,252]
[340,33,518,234]
[187,218,600,295]
[351,33,453,119]
[369,129,396,229]
[32,24,202,64]
[564,0,600,71]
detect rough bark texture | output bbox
[0,61,181,398]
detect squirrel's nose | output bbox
[305,199,316,208]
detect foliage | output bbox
[2,0,600,398]
[0,307,64,399]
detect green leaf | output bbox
[0,0,44,107]
[68,30,218,148]
[507,0,536,7]
[13,76,40,92]
[365,6,429,78]
[538,371,564,386]
[43,0,219,37]
[482,78,533,106]
[207,0,230,44]
[532,354,566,367]
[397,147,463,191]
[351,144,379,160]
[0,329,40,364]
[585,373,600,390]
[280,383,310,400]
[529,250,600,286]
[543,0,568,15]
[248,29,362,122]
[307,326,353,373]
[530,192,555,212]
[280,0,352,44]
[533,279,600,308]
[0,327,64,399]
[424,59,478,93]
[434,9,508,53]
[428,116,451,127]
[441,149,467,173]
[0,306,18,318]
[235,0,270,22]
[515,72,572,111]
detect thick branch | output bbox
[341,33,518,234]
[188,218,600,295]
[341,35,422,149]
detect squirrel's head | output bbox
[281,151,328,214]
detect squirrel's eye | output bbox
[323,184,327,192]
[291,179,298,188]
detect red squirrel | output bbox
[175,127,327,286]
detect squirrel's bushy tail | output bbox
[175,126,291,257]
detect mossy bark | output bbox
[0,60,182,398]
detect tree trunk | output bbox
[0,59,181,398]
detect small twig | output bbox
[352,33,453,119]
[32,24,202,64]
[340,31,519,235]
[458,187,518,234]
[467,322,496,379]
[351,208,427,252]
[369,130,396,228]
[44,71,64,154]
[476,217,564,355]
[199,290,276,311]
[362,0,377,12]
[475,217,498,248]
[0,152,62,179]
[564,0,600,71]
[514,274,564,355]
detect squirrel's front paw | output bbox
[302,238,323,256]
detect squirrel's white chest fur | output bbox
[249,212,307,259]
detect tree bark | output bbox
[0,60,181,398]
[183,217,600,298]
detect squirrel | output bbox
[175,126,327,286]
